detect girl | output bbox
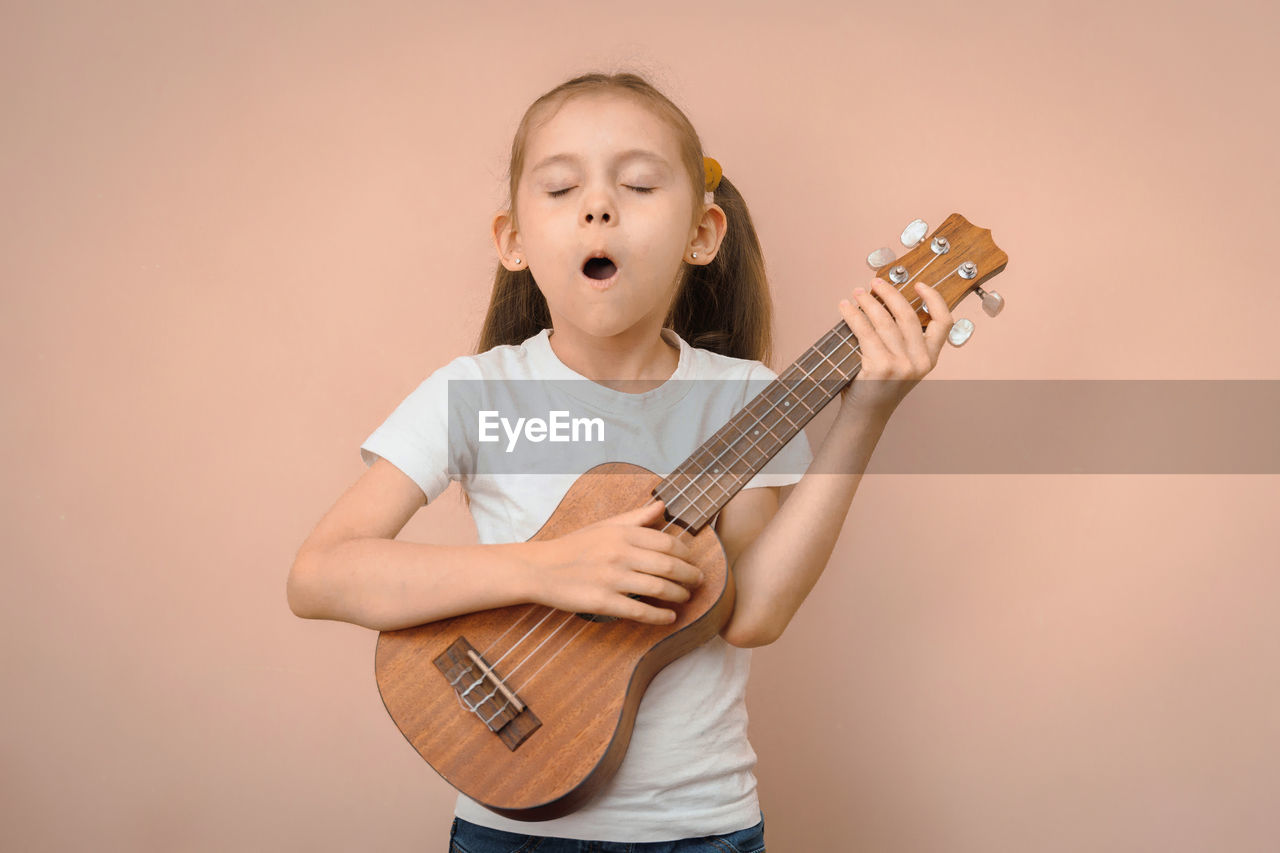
[288,71,952,852]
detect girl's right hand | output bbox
[526,500,703,625]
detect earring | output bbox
[691,252,698,259]
[514,258,521,264]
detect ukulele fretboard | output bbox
[653,321,862,530]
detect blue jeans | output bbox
[448,813,766,853]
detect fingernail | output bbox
[839,298,851,309]
[853,287,865,296]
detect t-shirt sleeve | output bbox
[359,357,477,504]
[739,361,814,490]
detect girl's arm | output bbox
[288,459,699,631]
[287,458,539,630]
[715,277,953,648]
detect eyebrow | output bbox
[529,149,671,173]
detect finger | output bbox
[849,279,895,326]
[866,278,915,355]
[839,292,890,364]
[873,275,921,318]
[618,538,702,585]
[914,282,954,362]
[622,597,677,625]
[627,528,696,566]
[882,280,935,369]
[649,549,703,586]
[610,499,667,527]
[852,280,908,357]
[873,276,931,365]
[618,568,692,604]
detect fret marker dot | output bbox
[753,430,760,435]
[713,467,720,473]
[784,401,790,406]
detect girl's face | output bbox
[507,93,701,343]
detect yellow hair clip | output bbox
[703,156,722,193]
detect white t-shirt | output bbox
[360,327,813,842]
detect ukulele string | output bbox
[464,268,953,709]
[474,273,946,705]
[493,271,949,700]
[640,254,951,531]
[478,605,539,658]
[508,611,597,695]
[449,604,563,721]
[639,261,952,534]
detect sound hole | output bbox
[575,611,619,623]
[575,592,645,623]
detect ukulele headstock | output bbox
[867,213,1009,345]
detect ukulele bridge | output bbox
[433,636,541,751]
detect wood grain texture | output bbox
[374,214,1007,821]
[374,462,732,821]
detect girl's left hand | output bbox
[837,276,953,420]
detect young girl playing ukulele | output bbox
[288,71,953,853]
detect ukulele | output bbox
[374,213,1008,820]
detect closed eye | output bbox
[546,186,655,198]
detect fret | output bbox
[699,433,744,471]
[810,344,849,380]
[704,434,757,476]
[789,357,822,392]
[662,469,749,524]
[759,383,803,432]
[651,318,875,530]
[762,379,814,422]
[652,214,1008,530]
[698,476,738,506]
[724,412,786,467]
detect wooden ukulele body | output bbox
[374,462,732,821]
[372,213,1008,821]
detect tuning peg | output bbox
[866,247,896,270]
[900,219,928,248]
[947,318,975,347]
[975,286,1005,317]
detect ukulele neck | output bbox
[653,321,862,531]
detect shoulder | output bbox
[683,341,783,387]
[468,334,547,377]
[420,333,548,385]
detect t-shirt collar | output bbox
[522,327,695,412]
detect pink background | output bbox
[4,1,1279,850]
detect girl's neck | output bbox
[547,325,679,393]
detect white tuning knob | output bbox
[900,219,928,248]
[975,286,1004,317]
[866,247,896,270]
[947,318,975,347]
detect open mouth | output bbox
[582,256,618,281]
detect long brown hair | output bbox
[475,71,775,367]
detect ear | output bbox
[686,202,727,265]
[492,209,525,271]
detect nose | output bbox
[582,188,612,225]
